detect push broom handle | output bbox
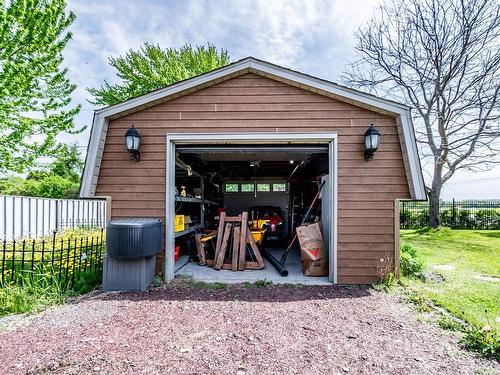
[280,180,326,264]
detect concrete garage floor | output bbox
[175,248,331,285]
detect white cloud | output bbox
[57,0,500,198]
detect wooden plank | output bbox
[190,85,310,96]
[100,168,165,177]
[338,217,394,226]
[337,267,380,276]
[231,226,240,272]
[337,275,378,284]
[339,226,394,235]
[214,222,232,270]
[246,229,265,268]
[224,215,242,222]
[338,185,409,194]
[213,212,226,263]
[238,212,249,270]
[339,209,395,218]
[337,250,394,260]
[206,259,261,270]
[195,233,206,265]
[175,110,389,121]
[338,242,395,251]
[109,208,165,217]
[242,261,262,270]
[338,193,409,202]
[109,118,353,129]
[339,234,394,243]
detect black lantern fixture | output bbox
[125,125,141,161]
[364,124,380,160]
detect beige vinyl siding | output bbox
[95,73,411,284]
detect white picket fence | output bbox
[0,195,107,240]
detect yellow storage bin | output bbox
[174,215,185,232]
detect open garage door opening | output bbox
[165,134,337,284]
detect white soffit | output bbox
[80,57,426,200]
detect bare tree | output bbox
[342,0,500,227]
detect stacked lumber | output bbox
[195,211,265,271]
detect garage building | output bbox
[80,57,425,284]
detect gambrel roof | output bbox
[80,57,426,199]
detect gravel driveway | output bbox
[0,282,497,374]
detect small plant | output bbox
[460,324,499,360]
[400,243,425,278]
[437,316,464,332]
[374,272,396,292]
[254,279,272,288]
[152,275,162,287]
[406,290,433,312]
[459,312,500,360]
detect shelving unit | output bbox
[175,196,218,206]
[174,227,196,238]
[175,159,219,235]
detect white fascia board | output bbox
[81,57,426,200]
[399,111,427,200]
[80,113,107,197]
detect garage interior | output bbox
[172,144,331,284]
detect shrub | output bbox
[400,243,425,278]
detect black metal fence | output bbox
[1,229,104,290]
[400,199,500,229]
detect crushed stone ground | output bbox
[0,282,498,375]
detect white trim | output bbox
[80,57,426,199]
[165,136,175,281]
[331,137,338,284]
[164,132,338,283]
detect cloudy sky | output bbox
[62,0,499,199]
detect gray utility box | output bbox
[103,254,156,292]
[103,218,162,292]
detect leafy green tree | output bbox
[48,143,83,183]
[0,144,83,198]
[88,43,230,106]
[0,0,81,174]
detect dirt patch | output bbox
[0,282,497,374]
[432,264,455,271]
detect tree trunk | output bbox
[429,172,443,228]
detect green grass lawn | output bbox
[400,229,500,334]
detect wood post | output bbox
[238,211,248,270]
[214,222,232,270]
[394,199,400,279]
[231,227,240,271]
[195,233,206,265]
[214,212,226,262]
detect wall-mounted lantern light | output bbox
[125,126,141,161]
[364,124,380,160]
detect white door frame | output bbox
[165,132,338,283]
